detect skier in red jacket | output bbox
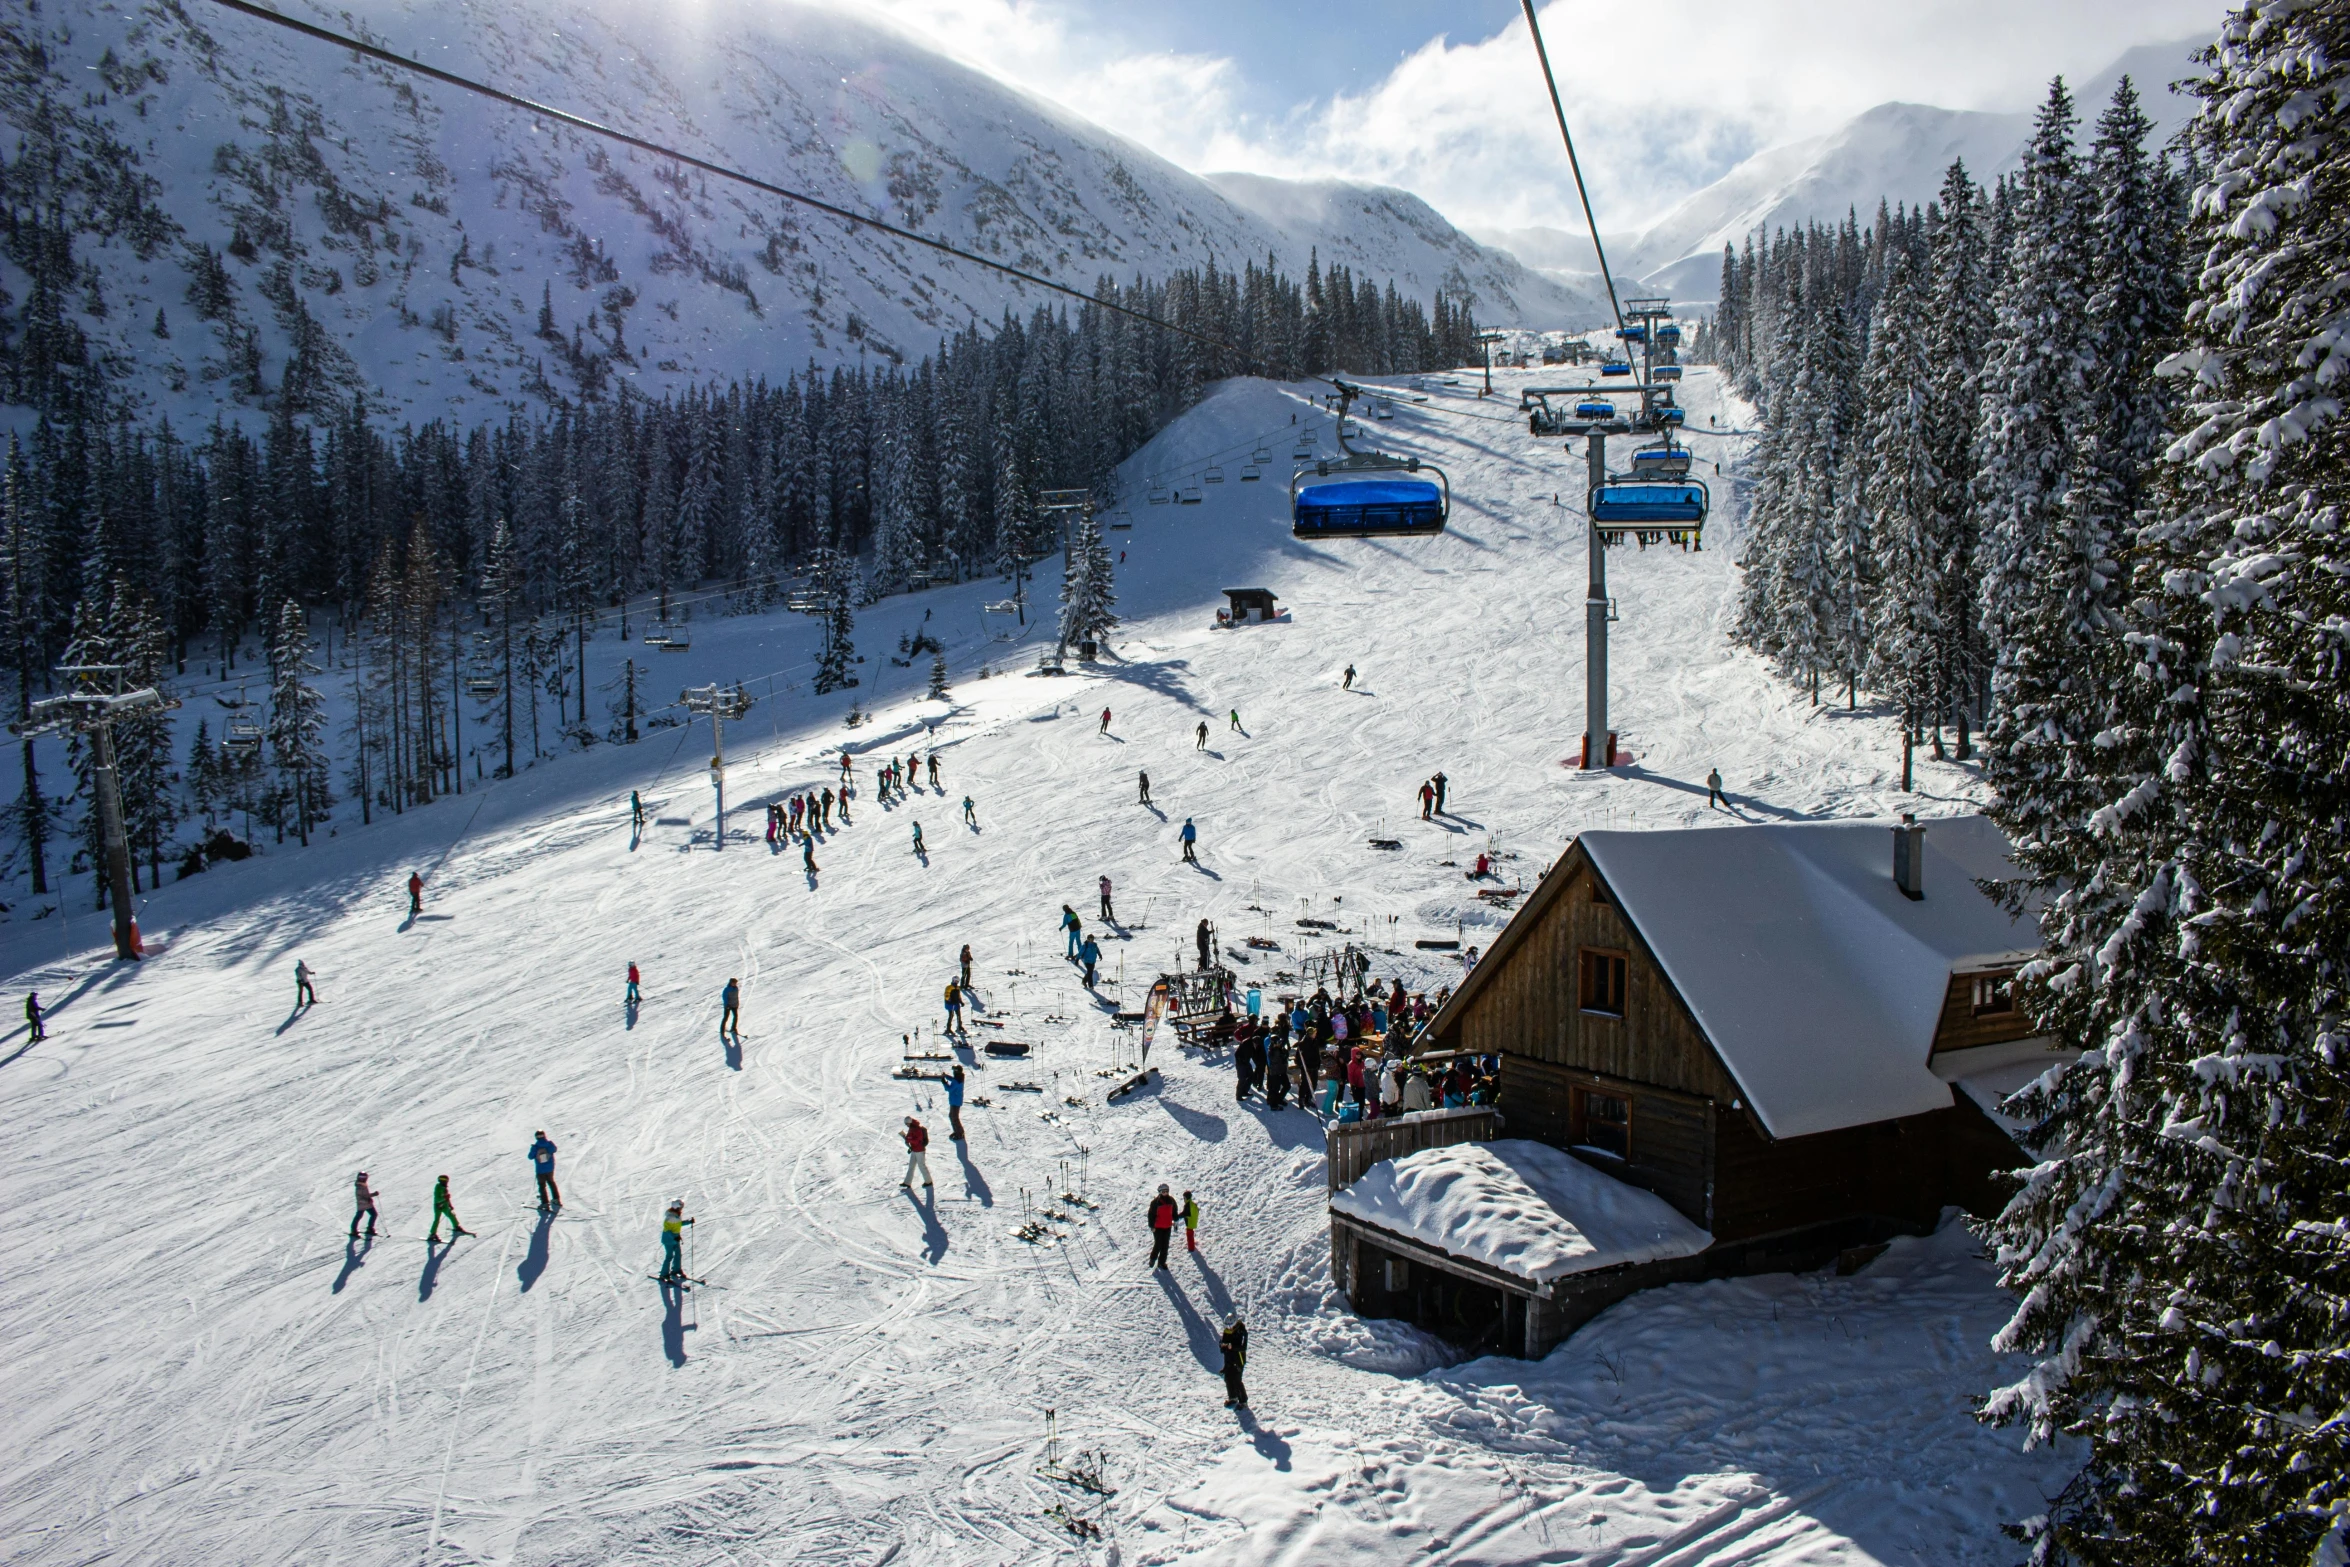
[407,871,424,916]
[1148,1184,1178,1269]
[900,1117,933,1190]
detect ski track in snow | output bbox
[0,367,2070,1564]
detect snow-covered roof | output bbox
[1330,1139,1712,1286]
[1579,815,2037,1139]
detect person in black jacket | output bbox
[1147,1184,1178,1268]
[1219,1317,1249,1408]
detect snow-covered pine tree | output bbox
[266,599,330,845]
[1922,160,1993,751]
[1978,6,2350,1560]
[926,650,949,702]
[809,546,857,695]
[187,717,218,827]
[1852,240,1943,749]
[475,518,521,778]
[1057,508,1117,654]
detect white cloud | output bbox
[817,0,2228,232]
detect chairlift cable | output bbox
[1518,0,1626,340]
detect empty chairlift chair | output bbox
[1290,384,1450,539]
[1600,358,1634,377]
[1629,443,1693,479]
[1651,364,1683,383]
[1655,323,1682,347]
[1148,485,1171,505]
[1204,465,1226,485]
[1575,399,1617,421]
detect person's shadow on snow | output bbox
[1238,1409,1290,1467]
[624,998,640,1031]
[1154,1269,1219,1370]
[332,1236,370,1294]
[953,1139,993,1207]
[723,1034,742,1072]
[1189,1250,1234,1319]
[418,1239,452,1301]
[906,1186,949,1263]
[660,1281,693,1366]
[517,1210,554,1292]
[275,1006,306,1036]
[1186,863,1224,881]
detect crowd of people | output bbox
[1212,980,1497,1120]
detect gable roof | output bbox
[1429,815,2039,1140]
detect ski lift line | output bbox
[1519,0,1626,340]
[203,0,1355,393]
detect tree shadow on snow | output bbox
[517,1211,554,1292]
[1098,657,1210,719]
[660,1281,693,1366]
[1154,1269,1220,1371]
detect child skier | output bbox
[1229,708,1241,732]
[659,1202,693,1283]
[962,795,976,827]
[529,1131,561,1210]
[428,1175,471,1243]
[350,1171,378,1240]
[1218,1316,1249,1408]
[1183,1190,1200,1252]
[946,1066,967,1141]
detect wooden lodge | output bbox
[1331,814,2073,1357]
[1219,587,1281,624]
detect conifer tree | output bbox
[475,518,521,778]
[267,599,330,845]
[926,650,949,702]
[1057,508,1116,654]
[809,546,857,695]
[1978,7,2350,1560]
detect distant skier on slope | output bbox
[1229,708,1242,733]
[1100,707,1112,735]
[626,962,642,1004]
[350,1171,379,1240]
[1079,934,1101,988]
[927,754,941,788]
[911,821,926,856]
[1431,771,1449,814]
[1099,876,1115,922]
[720,978,742,1040]
[295,959,317,1008]
[1183,1191,1201,1252]
[407,871,424,917]
[1180,818,1199,865]
[428,1175,472,1243]
[1418,780,1435,820]
[529,1132,562,1210]
[960,944,975,990]
[962,795,976,827]
[1195,721,1208,751]
[1219,1317,1249,1408]
[631,790,646,830]
[1707,767,1726,809]
[23,991,42,1043]
[659,1201,694,1283]
[1063,905,1083,960]
[946,1065,967,1141]
[803,837,819,875]
[944,980,965,1036]
[1137,770,1152,806]
[1342,664,1356,690]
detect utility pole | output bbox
[1584,429,1609,769]
[1476,331,1505,397]
[17,665,174,959]
[681,683,751,849]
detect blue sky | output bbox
[836,0,2231,235]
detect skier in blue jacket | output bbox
[1079,934,1102,988]
[1180,818,1199,865]
[529,1132,561,1210]
[945,1064,967,1140]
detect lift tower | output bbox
[681,682,753,849]
[17,665,176,958]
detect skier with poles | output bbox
[1147,1184,1178,1269]
[529,1132,562,1210]
[626,962,641,1004]
[407,871,425,917]
[1137,770,1151,806]
[1181,818,1199,865]
[1099,875,1115,923]
[23,991,42,1043]
[428,1175,472,1242]
[962,795,976,827]
[720,978,741,1041]
[1099,706,1112,735]
[658,1201,694,1283]
[901,1117,934,1190]
[295,960,317,1008]
[1342,663,1356,690]
[350,1171,379,1240]
[945,1065,967,1141]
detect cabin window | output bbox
[1578,948,1627,1017]
[1971,971,2016,1017]
[1572,1086,1632,1159]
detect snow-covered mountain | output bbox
[1202,173,1604,329]
[1474,37,2210,307]
[1,0,1593,429]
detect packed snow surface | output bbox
[0,364,2071,1563]
[1330,1137,1711,1285]
[1580,815,2038,1139]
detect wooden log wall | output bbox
[1325,1107,1504,1191]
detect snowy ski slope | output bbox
[0,365,2072,1565]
